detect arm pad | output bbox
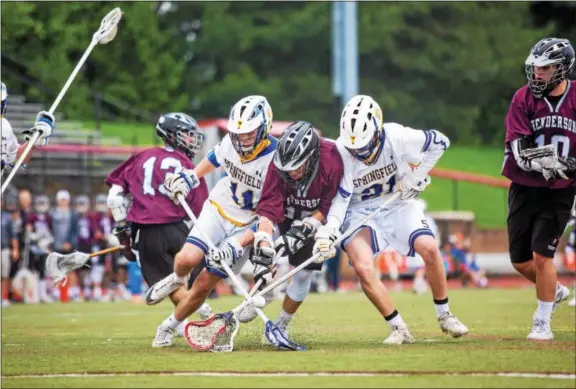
[107,184,127,223]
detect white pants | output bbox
[186,201,255,279]
[341,200,434,256]
[1,248,11,279]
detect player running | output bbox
[501,37,575,339]
[104,112,212,334]
[313,95,469,344]
[235,121,344,347]
[146,95,279,348]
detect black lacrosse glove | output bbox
[561,156,576,178]
[277,220,314,256]
[251,246,276,289]
[113,223,136,262]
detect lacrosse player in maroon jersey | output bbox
[105,113,213,333]
[502,37,576,340]
[236,121,344,349]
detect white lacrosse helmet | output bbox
[340,95,384,165]
[227,95,273,161]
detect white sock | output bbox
[163,313,183,330]
[434,299,450,318]
[276,308,293,327]
[175,319,189,335]
[534,300,553,323]
[384,309,406,329]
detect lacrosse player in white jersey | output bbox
[1,82,54,174]
[313,95,469,344]
[145,95,279,347]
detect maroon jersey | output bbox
[26,212,52,234]
[502,80,576,188]
[77,212,99,247]
[105,147,209,224]
[257,139,344,223]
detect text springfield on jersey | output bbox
[352,162,397,188]
[224,158,263,189]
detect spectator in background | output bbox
[449,233,488,289]
[27,194,54,303]
[1,193,18,307]
[50,189,80,300]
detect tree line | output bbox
[1,1,574,144]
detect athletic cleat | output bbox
[526,318,553,341]
[438,312,469,338]
[196,303,213,321]
[553,284,570,311]
[383,325,415,345]
[144,273,185,306]
[152,324,174,348]
[568,297,575,307]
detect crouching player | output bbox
[313,95,469,344]
[237,121,344,347]
[146,96,279,348]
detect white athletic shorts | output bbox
[341,200,434,257]
[186,200,256,279]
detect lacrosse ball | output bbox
[252,295,266,309]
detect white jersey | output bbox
[1,117,19,168]
[205,134,278,226]
[326,122,450,230]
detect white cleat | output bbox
[152,325,175,348]
[568,297,576,307]
[438,312,469,338]
[526,319,553,341]
[196,303,213,321]
[383,325,415,345]
[553,284,570,311]
[144,273,185,306]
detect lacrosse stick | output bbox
[176,194,304,352]
[1,7,123,194]
[233,192,402,314]
[45,245,124,287]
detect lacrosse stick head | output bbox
[183,312,240,352]
[264,321,307,351]
[45,251,90,287]
[93,7,122,44]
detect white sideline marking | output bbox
[3,372,575,380]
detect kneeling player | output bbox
[147,96,278,348]
[313,95,469,344]
[236,121,344,345]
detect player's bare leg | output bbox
[414,235,468,338]
[513,260,569,310]
[144,243,204,305]
[346,229,413,345]
[152,269,220,347]
[527,252,557,340]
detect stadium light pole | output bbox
[342,1,359,106]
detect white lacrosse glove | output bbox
[164,169,200,203]
[207,239,244,271]
[313,225,341,262]
[277,217,321,255]
[396,175,431,200]
[22,111,55,146]
[520,144,569,181]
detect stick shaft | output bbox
[88,245,124,258]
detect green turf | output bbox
[2,289,575,388]
[84,121,508,227]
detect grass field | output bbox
[2,288,575,388]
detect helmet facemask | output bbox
[525,62,572,98]
[176,129,204,159]
[347,123,383,166]
[276,149,320,190]
[230,122,268,161]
